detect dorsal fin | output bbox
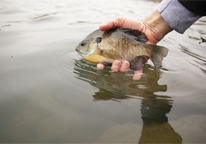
[116,28,148,43]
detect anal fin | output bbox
[130,56,146,70]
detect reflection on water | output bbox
[74,59,168,100]
[74,59,182,143]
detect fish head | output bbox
[76,29,105,63]
[76,38,98,58]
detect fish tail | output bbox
[150,45,168,67]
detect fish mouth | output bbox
[75,47,79,51]
[75,47,84,56]
[75,47,81,53]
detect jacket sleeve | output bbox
[178,0,206,16]
[157,0,201,34]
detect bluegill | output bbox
[76,28,168,70]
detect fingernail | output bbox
[97,64,105,69]
[123,62,129,68]
[114,62,120,68]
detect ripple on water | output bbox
[34,40,77,81]
[161,59,189,74]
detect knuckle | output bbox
[111,61,121,72]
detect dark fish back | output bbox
[115,28,148,43]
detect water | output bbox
[0,0,206,143]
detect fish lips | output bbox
[75,46,84,57]
[75,46,79,52]
[75,46,81,53]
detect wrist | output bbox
[142,10,173,42]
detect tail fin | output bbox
[150,45,168,67]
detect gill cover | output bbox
[76,39,98,58]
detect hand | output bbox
[97,11,172,80]
[97,18,157,80]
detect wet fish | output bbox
[76,28,168,70]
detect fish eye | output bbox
[80,41,86,47]
[95,37,102,43]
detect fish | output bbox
[76,28,168,70]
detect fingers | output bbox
[97,60,143,80]
[120,61,130,72]
[111,60,121,72]
[99,18,123,31]
[110,60,130,72]
[99,17,160,45]
[99,20,114,31]
[133,69,143,81]
[98,60,130,72]
[97,63,105,69]
[99,17,144,32]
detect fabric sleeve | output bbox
[157,0,201,34]
[178,0,206,16]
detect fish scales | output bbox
[101,33,151,61]
[76,28,168,70]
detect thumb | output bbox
[99,17,144,32]
[99,20,116,31]
[99,18,127,31]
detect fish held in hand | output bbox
[76,28,168,70]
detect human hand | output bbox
[97,11,172,80]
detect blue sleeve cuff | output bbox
[157,0,201,33]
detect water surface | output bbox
[0,0,206,143]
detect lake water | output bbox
[0,0,206,143]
